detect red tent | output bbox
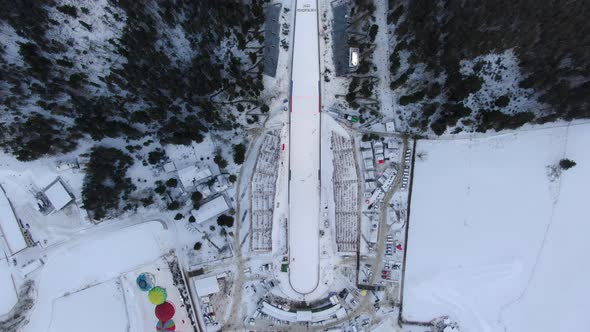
[155,301,175,322]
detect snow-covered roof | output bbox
[0,187,27,256]
[262,302,297,322]
[361,149,373,159]
[383,167,396,178]
[386,138,399,149]
[261,302,343,323]
[196,184,212,198]
[44,180,73,211]
[360,141,372,149]
[193,276,220,297]
[385,122,396,132]
[190,196,229,224]
[178,165,212,189]
[211,176,229,193]
[296,310,312,322]
[385,148,397,159]
[56,160,78,171]
[349,47,359,67]
[163,161,176,173]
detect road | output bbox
[223,128,265,330]
[369,137,409,286]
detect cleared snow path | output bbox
[288,0,321,295]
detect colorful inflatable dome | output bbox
[155,301,175,321]
[136,272,156,292]
[148,286,167,305]
[156,319,176,331]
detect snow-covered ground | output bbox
[0,258,17,315]
[23,221,173,332]
[288,0,321,295]
[48,279,127,332]
[0,186,27,256]
[404,123,590,332]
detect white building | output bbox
[193,276,220,298]
[385,148,397,160]
[372,141,384,155]
[375,153,385,164]
[163,161,176,173]
[349,47,359,67]
[361,149,373,160]
[210,176,229,193]
[364,170,375,180]
[363,158,374,171]
[296,310,312,322]
[261,302,346,323]
[385,138,399,149]
[365,181,377,192]
[44,179,73,212]
[190,196,230,224]
[385,121,396,133]
[360,141,372,150]
[178,165,212,190]
[196,184,212,198]
[55,159,79,172]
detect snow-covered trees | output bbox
[388,0,590,134]
[81,147,134,220]
[0,0,268,160]
[233,143,246,165]
[559,159,577,170]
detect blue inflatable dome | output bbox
[136,272,155,291]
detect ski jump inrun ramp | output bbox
[288,0,321,295]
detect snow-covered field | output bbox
[404,123,590,332]
[48,280,127,332]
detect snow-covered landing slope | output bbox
[404,123,590,332]
[288,0,321,295]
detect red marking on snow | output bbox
[365,199,370,204]
[396,244,403,250]
[378,160,384,164]
[281,144,285,151]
